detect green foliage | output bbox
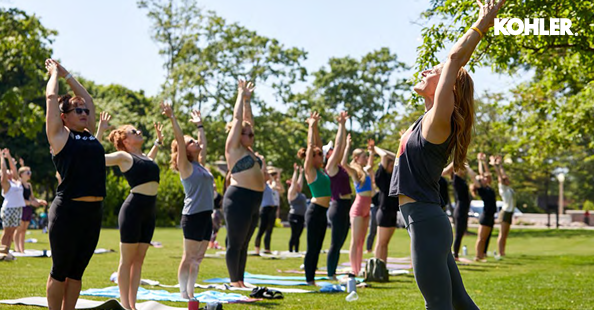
[156,168,185,227]
[102,170,129,227]
[583,200,594,211]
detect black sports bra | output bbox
[122,153,160,188]
[231,154,262,174]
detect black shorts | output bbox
[181,210,213,241]
[479,209,495,227]
[49,196,103,282]
[119,193,157,244]
[377,206,398,228]
[500,210,513,224]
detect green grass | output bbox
[2,226,594,309]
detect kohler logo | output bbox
[494,18,573,35]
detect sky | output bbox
[3,0,524,111]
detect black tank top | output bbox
[389,115,452,205]
[53,130,106,198]
[123,153,160,188]
[22,184,32,201]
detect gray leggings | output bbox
[400,202,478,310]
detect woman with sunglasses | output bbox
[388,1,504,307]
[223,80,265,288]
[342,136,375,276]
[161,102,213,299]
[44,59,105,310]
[94,111,163,310]
[14,165,48,253]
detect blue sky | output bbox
[4,0,522,111]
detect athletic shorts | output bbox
[22,206,34,222]
[119,193,157,244]
[1,207,23,227]
[377,205,398,228]
[349,195,372,217]
[500,210,513,224]
[181,210,213,241]
[479,210,495,227]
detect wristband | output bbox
[65,73,73,80]
[154,139,163,146]
[470,27,484,39]
[197,125,204,129]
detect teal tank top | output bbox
[308,168,332,198]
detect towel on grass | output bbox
[80,286,256,303]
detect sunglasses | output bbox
[242,132,255,138]
[186,139,197,145]
[64,107,90,115]
[22,171,31,175]
[129,129,142,136]
[315,151,323,156]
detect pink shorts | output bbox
[349,195,372,218]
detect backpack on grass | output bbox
[364,258,389,282]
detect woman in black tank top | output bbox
[388,2,504,309]
[14,166,48,254]
[96,111,163,310]
[45,59,106,310]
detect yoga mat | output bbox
[9,248,115,258]
[142,280,314,293]
[0,297,186,310]
[340,262,411,270]
[80,286,256,303]
[387,257,411,263]
[203,277,332,286]
[280,269,349,275]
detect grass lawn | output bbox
[2,226,594,309]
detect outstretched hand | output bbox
[44,59,68,78]
[154,122,164,142]
[346,134,352,145]
[293,163,299,171]
[306,112,321,127]
[475,0,506,31]
[190,110,203,126]
[367,139,375,152]
[242,81,255,100]
[98,111,112,132]
[160,101,174,118]
[336,111,349,124]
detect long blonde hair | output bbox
[350,148,367,184]
[448,68,475,173]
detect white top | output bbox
[2,180,26,209]
[498,183,515,212]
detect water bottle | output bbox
[345,291,359,302]
[346,273,356,293]
[462,245,468,256]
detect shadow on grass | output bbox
[510,229,594,239]
[249,301,282,308]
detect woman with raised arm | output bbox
[494,155,514,257]
[473,153,497,262]
[324,111,350,279]
[15,165,48,253]
[388,1,504,307]
[298,111,331,285]
[1,149,24,258]
[161,102,214,298]
[372,145,399,263]
[223,80,265,288]
[44,59,106,310]
[342,136,375,276]
[287,164,307,253]
[254,167,280,255]
[95,111,163,309]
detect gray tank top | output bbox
[261,183,277,207]
[389,115,452,205]
[289,193,307,216]
[181,162,214,215]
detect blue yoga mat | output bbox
[203,277,332,286]
[80,286,250,303]
[242,272,363,282]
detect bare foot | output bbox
[180,290,190,299]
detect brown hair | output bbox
[58,94,86,113]
[350,148,366,184]
[448,68,475,174]
[108,125,133,152]
[297,146,322,160]
[226,120,253,133]
[170,135,195,171]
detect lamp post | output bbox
[557,173,565,228]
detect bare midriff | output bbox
[312,196,331,208]
[130,181,159,196]
[398,194,416,206]
[230,167,265,192]
[72,196,104,202]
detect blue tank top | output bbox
[355,175,372,193]
[261,183,277,207]
[389,115,452,205]
[181,162,214,215]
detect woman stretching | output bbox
[473,153,496,262]
[287,164,306,253]
[162,103,214,299]
[372,145,399,263]
[15,165,48,253]
[494,155,514,257]
[45,59,106,310]
[342,136,374,276]
[254,170,279,255]
[95,111,163,309]
[1,149,24,258]
[324,111,350,279]
[388,1,504,308]
[224,80,265,288]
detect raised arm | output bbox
[1,150,10,193]
[45,60,68,147]
[53,60,97,133]
[366,139,376,183]
[288,163,299,201]
[190,110,206,166]
[493,155,507,183]
[477,152,486,177]
[442,162,454,178]
[425,0,505,134]
[374,145,395,170]
[4,150,18,181]
[147,122,164,160]
[95,111,112,141]
[242,81,255,129]
[466,164,481,188]
[297,166,304,193]
[326,111,348,174]
[161,102,193,179]
[304,112,321,181]
[225,80,246,151]
[341,134,357,177]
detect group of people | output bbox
[0,1,510,309]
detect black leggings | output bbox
[119,193,156,244]
[304,203,328,282]
[288,213,304,252]
[223,186,262,282]
[453,201,470,258]
[401,202,478,310]
[49,196,103,282]
[326,199,350,277]
[254,206,277,250]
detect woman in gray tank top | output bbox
[161,102,213,300]
[388,1,504,309]
[287,163,307,252]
